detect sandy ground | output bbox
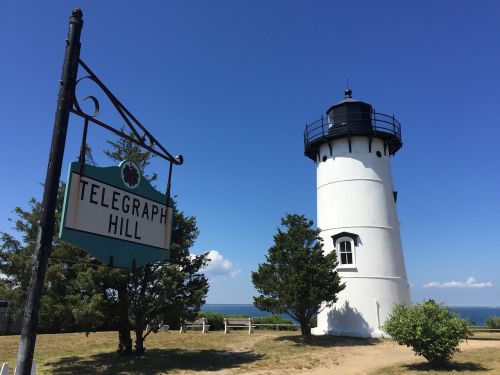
[207,336,500,375]
[302,339,500,375]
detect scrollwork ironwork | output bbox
[71,58,183,166]
[73,76,100,118]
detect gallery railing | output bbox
[304,111,401,147]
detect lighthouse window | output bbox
[336,238,355,266]
[339,241,353,264]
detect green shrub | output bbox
[253,314,292,325]
[197,312,249,331]
[253,314,296,330]
[197,312,225,330]
[383,300,472,367]
[485,316,500,329]
[310,316,317,328]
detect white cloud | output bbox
[203,250,240,278]
[423,276,493,289]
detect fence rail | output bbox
[471,326,500,332]
[253,323,300,331]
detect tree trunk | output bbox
[117,281,132,356]
[134,325,145,355]
[133,301,145,355]
[299,317,311,338]
[133,266,149,355]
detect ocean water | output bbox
[202,304,500,326]
[449,307,500,326]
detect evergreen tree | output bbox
[128,205,208,354]
[0,185,97,333]
[102,132,209,355]
[104,130,157,183]
[252,214,345,336]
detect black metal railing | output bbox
[304,111,401,146]
[304,110,402,157]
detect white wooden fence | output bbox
[1,360,36,374]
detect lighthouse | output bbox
[305,89,410,338]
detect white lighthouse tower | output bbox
[305,89,410,338]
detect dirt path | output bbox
[304,339,500,375]
[205,336,500,375]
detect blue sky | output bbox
[1,1,499,306]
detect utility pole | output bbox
[16,9,83,374]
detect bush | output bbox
[383,300,472,367]
[310,316,317,328]
[197,312,225,330]
[197,312,249,331]
[253,314,296,330]
[485,316,500,329]
[253,314,292,325]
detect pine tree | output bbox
[128,205,208,354]
[0,185,97,333]
[104,129,157,183]
[252,214,345,337]
[102,131,209,355]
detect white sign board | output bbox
[60,161,172,268]
[64,173,170,249]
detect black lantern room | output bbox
[304,90,402,161]
[326,89,373,134]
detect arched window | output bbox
[331,232,358,269]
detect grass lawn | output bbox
[0,331,378,374]
[1,331,499,374]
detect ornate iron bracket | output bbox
[70,58,183,200]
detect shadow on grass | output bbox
[45,348,264,374]
[274,334,380,347]
[401,361,488,372]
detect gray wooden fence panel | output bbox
[0,307,23,335]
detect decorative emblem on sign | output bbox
[120,160,141,189]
